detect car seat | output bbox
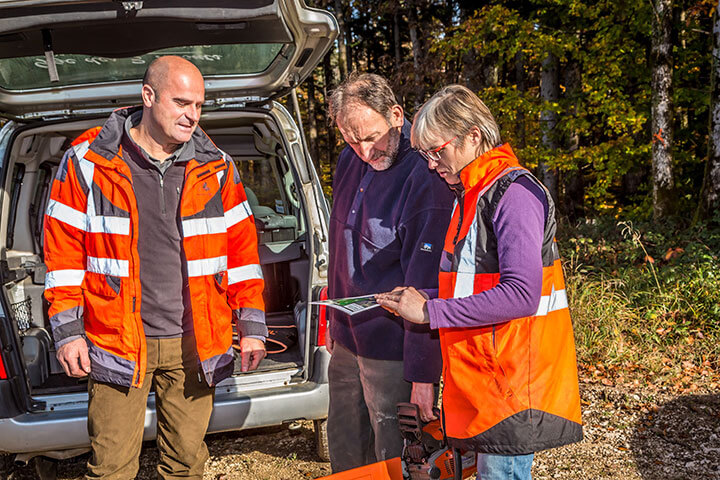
[244,186,298,243]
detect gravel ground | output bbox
[3,383,719,479]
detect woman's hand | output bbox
[376,287,430,324]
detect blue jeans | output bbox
[476,453,534,480]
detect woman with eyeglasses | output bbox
[376,84,583,480]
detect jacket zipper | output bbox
[115,168,143,385]
[442,188,465,441]
[451,186,465,247]
[159,175,166,215]
[179,159,227,385]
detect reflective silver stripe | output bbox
[187,256,227,277]
[228,264,263,284]
[453,272,475,298]
[453,204,479,298]
[87,256,129,277]
[45,269,85,288]
[88,216,130,235]
[534,287,568,316]
[73,141,91,165]
[216,170,225,184]
[182,217,226,237]
[225,200,252,228]
[451,166,526,299]
[75,148,94,194]
[450,199,459,218]
[77,155,96,235]
[74,144,129,236]
[46,199,88,231]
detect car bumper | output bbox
[0,350,330,454]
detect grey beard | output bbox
[367,128,400,171]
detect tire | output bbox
[313,418,330,462]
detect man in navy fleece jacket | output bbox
[325,72,453,473]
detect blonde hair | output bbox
[411,84,501,155]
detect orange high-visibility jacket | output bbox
[438,143,582,454]
[44,109,265,388]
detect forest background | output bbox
[293,0,720,391]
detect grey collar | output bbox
[123,111,196,170]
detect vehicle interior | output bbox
[0,110,313,395]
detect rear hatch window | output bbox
[0,0,337,118]
[0,44,287,90]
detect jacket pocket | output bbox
[82,272,124,335]
[491,320,531,409]
[214,271,228,293]
[84,272,121,298]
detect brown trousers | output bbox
[86,337,215,479]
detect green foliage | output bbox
[426,0,662,214]
[560,218,720,372]
[302,0,716,217]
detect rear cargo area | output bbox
[0,111,312,395]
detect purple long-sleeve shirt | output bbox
[426,176,548,329]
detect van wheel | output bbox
[33,456,57,480]
[313,418,330,462]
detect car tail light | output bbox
[0,341,6,379]
[316,286,328,347]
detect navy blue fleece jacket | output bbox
[328,122,453,383]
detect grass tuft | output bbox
[559,217,720,384]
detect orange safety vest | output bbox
[44,110,265,388]
[438,143,582,454]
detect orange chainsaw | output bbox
[320,403,476,480]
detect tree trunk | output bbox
[562,58,584,220]
[306,71,320,169]
[407,0,424,106]
[696,3,720,222]
[393,8,401,70]
[677,7,688,130]
[322,51,337,171]
[539,52,559,203]
[461,50,482,92]
[483,55,499,88]
[515,51,526,149]
[407,1,421,72]
[333,0,348,81]
[651,0,675,219]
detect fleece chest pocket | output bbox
[359,220,399,253]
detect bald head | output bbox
[143,55,204,99]
[135,55,206,153]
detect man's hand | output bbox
[239,337,266,372]
[376,287,430,325]
[56,337,91,378]
[411,382,438,423]
[324,325,335,354]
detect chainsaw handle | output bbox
[452,447,463,480]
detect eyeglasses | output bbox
[417,136,457,162]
